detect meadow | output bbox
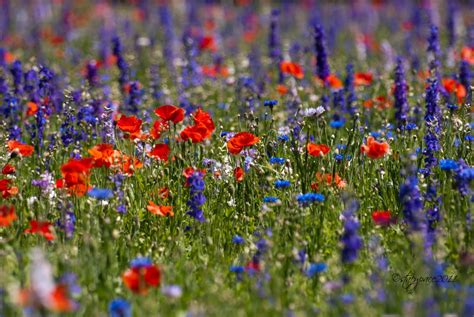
[0,1,472,316]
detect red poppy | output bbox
[277,84,288,95]
[194,109,215,133]
[7,140,34,157]
[312,172,346,191]
[227,132,260,155]
[117,114,142,134]
[2,164,15,175]
[354,72,373,86]
[307,143,330,157]
[442,78,467,104]
[461,46,474,65]
[88,144,115,168]
[201,65,229,78]
[280,61,304,79]
[150,120,168,140]
[26,101,38,116]
[372,210,395,226]
[49,285,75,312]
[147,201,174,217]
[323,74,343,89]
[147,144,170,161]
[122,264,161,294]
[180,125,208,143]
[199,36,217,52]
[154,105,185,124]
[60,158,94,196]
[0,179,18,198]
[158,187,169,199]
[234,167,244,182]
[360,136,390,159]
[24,220,55,240]
[0,204,16,227]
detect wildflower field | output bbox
[0,0,473,316]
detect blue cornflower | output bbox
[88,188,114,200]
[439,159,459,170]
[269,157,285,165]
[263,196,279,203]
[264,100,278,108]
[130,256,152,268]
[297,193,325,205]
[278,135,289,142]
[109,298,131,317]
[465,135,474,142]
[330,118,345,129]
[305,262,327,277]
[274,180,290,189]
[405,123,417,131]
[232,235,245,244]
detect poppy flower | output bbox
[372,210,395,226]
[277,84,288,95]
[154,105,185,124]
[227,132,260,155]
[180,125,208,143]
[354,72,373,86]
[147,144,170,161]
[0,204,16,227]
[234,167,244,182]
[193,109,215,138]
[0,179,18,198]
[49,285,75,312]
[307,143,330,157]
[88,144,115,168]
[26,101,38,116]
[158,187,169,199]
[147,201,174,217]
[199,36,217,52]
[117,115,142,134]
[24,220,55,240]
[323,74,343,89]
[60,158,94,196]
[150,120,168,140]
[360,136,390,159]
[460,46,474,65]
[280,61,304,79]
[2,164,15,175]
[201,65,229,78]
[312,172,346,191]
[7,140,34,157]
[122,257,161,294]
[442,78,467,104]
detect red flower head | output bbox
[280,61,304,79]
[324,74,343,89]
[24,220,55,240]
[460,46,474,65]
[154,105,185,124]
[234,167,244,182]
[117,114,142,134]
[7,140,34,157]
[354,72,373,86]
[60,158,94,196]
[147,144,170,161]
[88,144,115,168]
[307,143,330,157]
[150,120,168,140]
[180,125,208,143]
[372,210,395,226]
[442,78,467,104]
[199,35,217,52]
[147,201,174,217]
[122,257,161,294]
[26,101,38,116]
[227,132,260,155]
[0,179,18,198]
[2,164,16,175]
[193,109,215,138]
[360,136,390,159]
[0,204,16,227]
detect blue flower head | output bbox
[109,298,131,317]
[88,188,114,200]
